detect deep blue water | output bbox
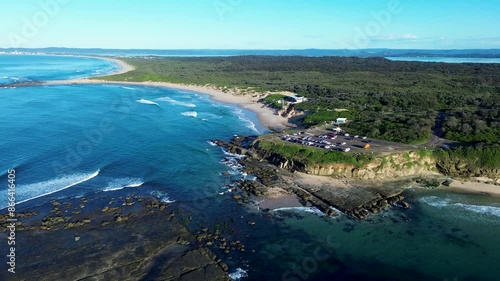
[1,55,499,281]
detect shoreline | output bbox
[46,78,294,131]
[35,56,500,201]
[44,56,293,132]
[102,56,136,75]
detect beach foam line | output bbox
[136,99,159,106]
[11,170,100,208]
[229,268,249,280]
[103,177,144,192]
[157,96,196,108]
[233,108,259,134]
[181,111,198,118]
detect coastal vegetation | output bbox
[256,139,373,167]
[262,94,287,109]
[434,144,500,169]
[104,56,500,146]
[102,56,499,173]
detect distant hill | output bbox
[1,47,500,58]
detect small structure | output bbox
[285,94,307,104]
[336,118,347,124]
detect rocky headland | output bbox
[212,135,499,220]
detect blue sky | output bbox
[1,0,499,49]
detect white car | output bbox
[341,142,346,145]
[344,148,351,152]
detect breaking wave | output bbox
[1,170,100,209]
[157,96,196,107]
[181,111,198,118]
[103,177,144,192]
[137,99,159,106]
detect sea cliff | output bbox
[214,135,499,220]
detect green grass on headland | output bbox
[263,94,287,109]
[257,140,374,167]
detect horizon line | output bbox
[1,47,500,51]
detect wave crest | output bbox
[103,177,144,192]
[137,99,159,106]
[157,96,196,107]
[1,170,100,209]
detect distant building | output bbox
[285,94,307,104]
[336,118,347,124]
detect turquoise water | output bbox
[386,57,500,64]
[1,55,499,280]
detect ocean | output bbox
[1,55,499,281]
[386,57,500,64]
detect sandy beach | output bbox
[446,179,500,197]
[45,57,293,131]
[105,57,136,75]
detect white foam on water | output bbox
[136,99,159,106]
[207,141,218,146]
[271,207,326,216]
[233,108,259,134]
[181,111,198,118]
[419,196,451,208]
[150,190,175,203]
[200,113,223,120]
[157,96,196,107]
[420,196,500,218]
[7,170,100,208]
[454,203,500,217]
[244,175,257,181]
[121,86,138,91]
[103,177,144,192]
[229,268,249,280]
[223,150,245,158]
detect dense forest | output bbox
[103,56,500,145]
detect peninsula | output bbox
[49,55,500,217]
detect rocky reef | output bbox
[0,195,230,281]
